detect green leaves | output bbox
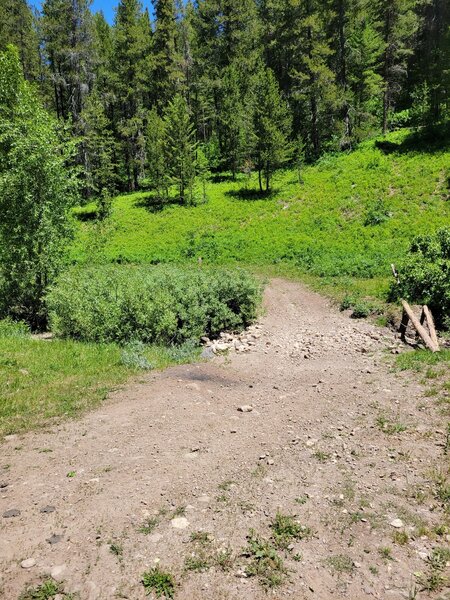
[0,46,78,326]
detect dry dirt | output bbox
[1,279,449,600]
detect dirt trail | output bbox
[1,280,449,600]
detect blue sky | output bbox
[90,0,154,23]
[33,1,154,24]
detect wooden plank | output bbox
[398,309,409,341]
[401,300,439,352]
[423,305,439,349]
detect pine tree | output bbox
[217,64,251,177]
[41,0,95,122]
[163,93,197,204]
[346,0,384,140]
[146,107,169,200]
[0,0,40,81]
[153,0,180,107]
[408,0,450,123]
[375,0,418,133]
[79,92,117,199]
[250,68,292,193]
[112,0,153,190]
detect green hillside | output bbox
[73,131,450,304]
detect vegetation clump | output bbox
[141,567,175,598]
[46,265,262,345]
[243,529,287,589]
[390,227,450,330]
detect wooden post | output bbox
[398,309,409,341]
[423,305,439,348]
[401,300,439,352]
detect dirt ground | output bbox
[1,279,449,600]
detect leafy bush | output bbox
[46,265,262,344]
[390,227,450,329]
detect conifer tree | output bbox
[79,92,117,199]
[0,0,40,81]
[346,1,384,140]
[375,0,418,132]
[153,0,180,107]
[217,64,250,177]
[408,0,450,123]
[112,0,153,190]
[146,107,169,200]
[250,68,292,193]
[163,93,197,204]
[41,0,94,122]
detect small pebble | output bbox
[21,558,36,569]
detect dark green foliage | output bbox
[0,46,78,327]
[390,227,450,329]
[46,265,262,344]
[251,67,292,192]
[41,0,94,122]
[163,94,198,204]
[0,0,40,81]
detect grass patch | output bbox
[243,529,287,589]
[184,554,210,572]
[376,415,407,435]
[270,512,311,550]
[139,517,159,534]
[0,333,194,437]
[109,542,123,557]
[141,567,175,598]
[396,350,450,374]
[416,547,450,592]
[18,579,74,600]
[325,554,355,574]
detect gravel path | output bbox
[1,279,449,600]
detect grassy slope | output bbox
[73,130,450,305]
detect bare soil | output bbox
[1,279,449,600]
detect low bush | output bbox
[390,227,450,329]
[0,318,30,338]
[46,264,262,344]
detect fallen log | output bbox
[401,300,439,353]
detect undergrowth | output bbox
[72,131,450,308]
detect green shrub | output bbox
[46,265,262,344]
[120,341,154,370]
[390,227,450,329]
[0,317,30,338]
[351,301,372,319]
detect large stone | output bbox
[389,518,404,529]
[201,346,215,360]
[3,509,20,518]
[171,517,189,529]
[51,564,67,582]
